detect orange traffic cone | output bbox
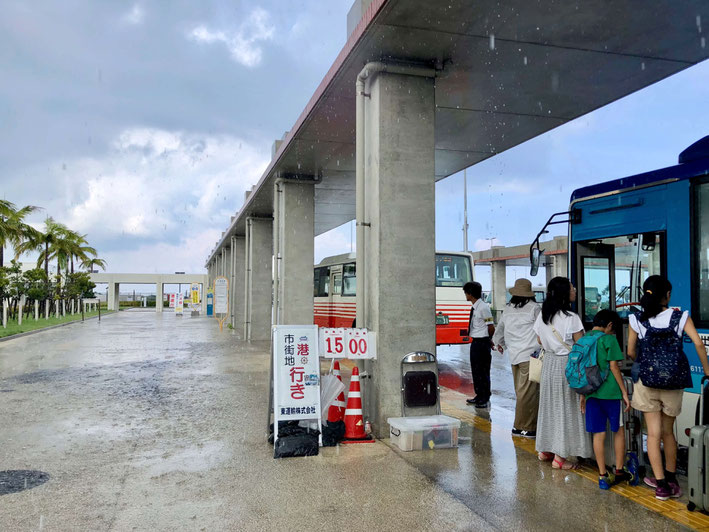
[342,366,373,442]
[327,361,346,423]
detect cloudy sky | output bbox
[1,1,708,291]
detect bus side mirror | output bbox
[530,248,544,277]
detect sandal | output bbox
[552,457,579,470]
[538,452,554,462]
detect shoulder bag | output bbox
[529,325,572,384]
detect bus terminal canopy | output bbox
[206,0,708,263]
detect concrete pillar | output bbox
[156,282,164,313]
[45,299,50,319]
[360,71,436,435]
[2,299,7,328]
[274,180,315,325]
[55,299,59,318]
[232,237,246,332]
[491,260,507,316]
[34,300,39,320]
[555,253,569,279]
[223,244,232,323]
[18,296,24,326]
[245,217,273,341]
[108,282,116,311]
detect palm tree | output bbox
[0,199,41,268]
[15,217,65,279]
[81,257,107,273]
[62,229,97,274]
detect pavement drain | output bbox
[0,470,50,495]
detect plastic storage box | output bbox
[387,415,461,451]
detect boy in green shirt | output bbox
[579,309,633,489]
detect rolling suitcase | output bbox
[600,376,642,484]
[688,376,709,512]
[622,376,644,484]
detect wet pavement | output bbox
[0,312,699,531]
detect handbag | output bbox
[529,348,544,383]
[529,325,571,384]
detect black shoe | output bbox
[520,430,536,438]
[473,400,490,408]
[466,397,478,405]
[511,428,523,436]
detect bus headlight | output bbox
[436,312,449,325]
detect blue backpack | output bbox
[637,310,693,390]
[565,333,607,395]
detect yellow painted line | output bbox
[441,400,709,531]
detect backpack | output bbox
[565,333,607,395]
[638,310,693,390]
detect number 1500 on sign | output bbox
[319,328,376,359]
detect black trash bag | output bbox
[322,420,345,446]
[274,432,319,458]
[268,420,303,444]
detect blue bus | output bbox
[532,136,709,445]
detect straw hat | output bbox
[509,278,535,298]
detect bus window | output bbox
[342,263,356,296]
[695,182,709,324]
[314,267,330,297]
[435,254,472,287]
[576,233,664,323]
[333,274,342,295]
[582,257,611,322]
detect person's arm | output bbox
[627,327,638,361]
[609,360,630,412]
[491,314,505,353]
[579,395,586,414]
[572,330,584,343]
[684,316,709,375]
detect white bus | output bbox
[313,251,474,345]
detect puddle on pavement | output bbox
[0,470,50,495]
[133,440,229,476]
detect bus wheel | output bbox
[352,319,356,328]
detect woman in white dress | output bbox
[534,276,592,469]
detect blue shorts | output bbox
[585,398,621,433]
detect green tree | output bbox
[81,257,107,272]
[0,199,41,268]
[15,217,65,280]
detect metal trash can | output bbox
[401,352,440,417]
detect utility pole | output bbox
[462,168,469,252]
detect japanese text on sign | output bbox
[319,328,376,359]
[273,325,320,421]
[214,277,228,314]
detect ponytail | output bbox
[639,275,672,321]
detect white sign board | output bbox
[175,294,184,315]
[169,294,176,308]
[273,325,321,433]
[83,298,100,304]
[214,277,228,315]
[319,328,376,359]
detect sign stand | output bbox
[213,276,229,331]
[272,325,322,452]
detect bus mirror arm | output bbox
[529,210,581,276]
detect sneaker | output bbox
[613,469,633,485]
[520,430,536,438]
[599,472,615,490]
[644,476,657,488]
[655,485,671,501]
[511,428,523,436]
[473,400,490,409]
[466,396,478,405]
[668,482,682,498]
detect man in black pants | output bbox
[463,281,495,408]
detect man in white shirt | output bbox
[463,281,495,408]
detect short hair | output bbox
[593,309,621,332]
[463,281,482,299]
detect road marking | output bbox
[441,401,709,531]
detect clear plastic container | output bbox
[387,415,461,451]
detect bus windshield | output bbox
[435,254,472,287]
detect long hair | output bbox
[541,277,572,324]
[639,275,672,321]
[510,295,534,309]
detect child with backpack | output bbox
[627,275,709,500]
[573,310,633,489]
